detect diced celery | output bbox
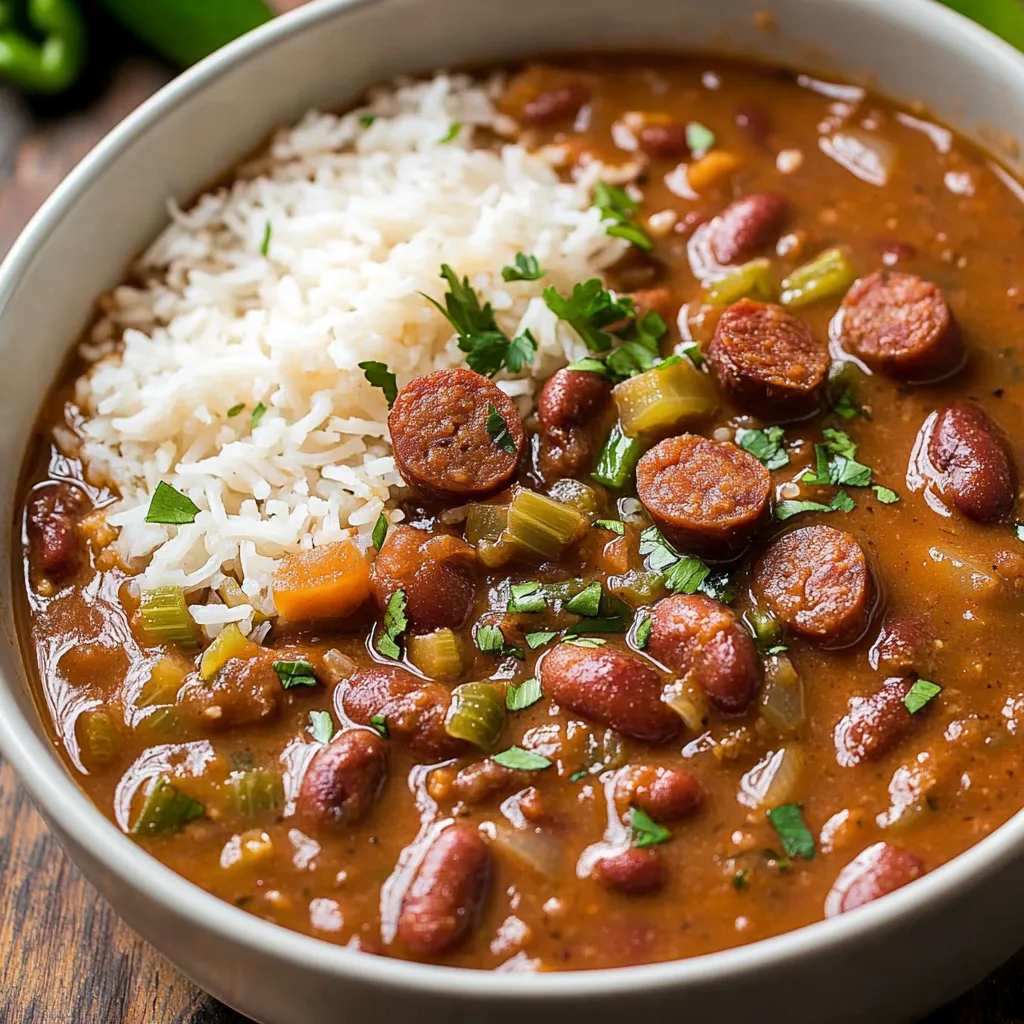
[407,629,464,682]
[224,769,285,817]
[76,709,118,771]
[465,504,509,545]
[445,682,506,748]
[546,479,602,519]
[592,422,646,490]
[138,587,198,649]
[131,775,204,836]
[199,623,251,681]
[613,359,718,439]
[507,489,585,561]
[704,258,774,306]
[780,247,857,308]
[745,607,783,649]
[607,569,667,606]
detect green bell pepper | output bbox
[0,0,85,94]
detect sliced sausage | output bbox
[753,526,873,649]
[521,84,590,127]
[708,299,830,420]
[613,764,701,822]
[371,526,477,631]
[647,594,760,713]
[389,368,525,502]
[397,825,492,956]
[342,666,465,760]
[709,194,789,266]
[593,848,666,895]
[636,435,771,561]
[824,842,925,916]
[296,729,386,829]
[26,483,86,578]
[637,123,690,158]
[540,643,679,743]
[869,612,936,676]
[838,271,964,383]
[834,678,916,768]
[924,401,1017,522]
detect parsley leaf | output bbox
[376,589,408,659]
[250,402,267,429]
[568,769,589,783]
[775,490,856,521]
[904,679,941,714]
[679,340,706,369]
[371,514,389,551]
[506,677,542,711]
[508,582,546,614]
[873,485,900,504]
[486,404,518,455]
[438,122,461,143]
[260,221,272,257]
[475,623,524,660]
[594,181,653,252]
[565,355,612,377]
[565,581,603,617]
[501,252,545,282]
[663,557,710,595]
[358,360,398,408]
[736,426,790,470]
[639,525,680,573]
[370,713,390,739]
[595,519,626,535]
[686,121,716,153]
[272,660,318,689]
[506,330,538,373]
[639,526,733,602]
[525,630,558,649]
[767,804,815,860]
[145,481,201,525]
[543,279,635,353]
[308,710,335,744]
[634,615,653,650]
[630,806,671,848]
[833,385,868,420]
[492,746,552,771]
[358,113,376,127]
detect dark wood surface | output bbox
[0,4,1022,1021]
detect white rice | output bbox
[73,73,628,633]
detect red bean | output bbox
[397,825,492,955]
[342,666,465,760]
[824,842,925,916]
[371,526,477,631]
[838,271,964,383]
[925,401,1018,523]
[709,194,789,266]
[521,84,591,127]
[734,105,771,149]
[27,483,85,578]
[869,612,936,676]
[647,594,760,713]
[614,764,701,822]
[296,729,386,829]
[754,526,873,649]
[538,369,612,434]
[636,435,771,561]
[637,123,691,158]
[539,643,679,743]
[389,369,525,502]
[708,299,830,420]
[593,848,666,895]
[834,679,915,768]
[450,759,527,805]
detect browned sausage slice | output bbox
[397,825,492,955]
[593,848,666,895]
[540,643,680,743]
[647,594,760,713]
[389,368,525,502]
[636,434,772,561]
[753,526,873,648]
[838,271,964,383]
[613,764,702,822]
[824,842,925,916]
[925,401,1017,522]
[342,666,465,760]
[371,526,478,631]
[708,299,830,420]
[296,729,387,829]
[709,194,789,266]
[833,679,915,768]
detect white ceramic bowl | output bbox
[1,1,1022,1021]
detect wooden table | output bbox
[0,5,1021,1021]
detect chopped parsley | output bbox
[595,519,626,535]
[634,615,653,650]
[630,806,671,848]
[564,617,627,637]
[568,769,588,783]
[438,121,461,143]
[357,113,376,127]
[506,677,542,711]
[260,221,272,257]
[736,426,790,471]
[801,428,872,488]
[686,121,716,153]
[565,581,603,617]
[904,679,941,715]
[370,713,390,739]
[486,404,518,455]
[508,582,547,614]
[833,385,868,420]
[376,589,408,660]
[767,804,815,860]
[663,556,711,595]
[475,623,524,660]
[272,660,318,689]
[308,710,335,744]
[371,513,389,551]
[501,252,545,282]
[145,481,201,525]
[492,746,552,771]
[562,636,606,648]
[639,526,734,602]
[525,630,558,649]
[775,490,855,521]
[873,485,900,504]
[358,360,398,408]
[226,403,245,418]
[543,278,635,353]
[593,180,653,252]
[250,403,267,429]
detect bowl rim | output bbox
[2,0,1024,1000]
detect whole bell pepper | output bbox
[0,0,85,94]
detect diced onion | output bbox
[491,824,563,879]
[820,128,897,187]
[407,629,464,682]
[738,746,804,809]
[758,653,805,733]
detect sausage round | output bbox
[834,679,915,768]
[593,848,666,895]
[296,729,387,829]
[838,271,964,383]
[925,401,1018,522]
[647,594,760,713]
[753,526,873,648]
[539,643,680,743]
[389,368,525,502]
[342,666,465,760]
[824,842,925,917]
[709,194,789,266]
[708,299,830,420]
[613,764,702,822]
[371,526,477,631]
[636,434,772,561]
[397,825,492,955]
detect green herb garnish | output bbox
[308,710,335,744]
[736,426,789,470]
[634,615,653,650]
[543,279,635,353]
[562,636,606,648]
[358,360,398,408]
[506,677,542,711]
[502,252,545,282]
[358,113,376,128]
[904,679,941,714]
[371,513,389,551]
[833,386,868,420]
[686,121,716,153]
[873,485,900,504]
[475,623,524,660]
[508,582,546,614]
[226,403,245,418]
[630,806,671,848]
[370,713,390,739]
[492,746,552,770]
[486,404,518,455]
[145,481,201,525]
[439,122,461,143]
[593,181,653,252]
[569,769,588,783]
[272,660,318,689]
[775,490,856,521]
[250,402,267,429]
[679,340,706,368]
[376,589,408,659]
[595,519,626,535]
[525,630,558,649]
[639,526,733,602]
[663,556,711,595]
[565,581,603,617]
[732,868,749,890]
[767,804,815,860]
[260,221,272,257]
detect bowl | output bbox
[1,1,1022,1021]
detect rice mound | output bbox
[74,73,627,632]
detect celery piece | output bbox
[507,489,584,561]
[465,503,509,545]
[704,258,774,306]
[613,359,718,439]
[199,623,250,680]
[225,769,285,817]
[138,586,198,649]
[131,776,204,836]
[780,247,857,308]
[76,709,118,771]
[445,682,506,748]
[744,606,784,649]
[592,422,646,489]
[407,629,464,682]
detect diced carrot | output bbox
[273,540,371,622]
[600,535,632,576]
[687,150,742,194]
